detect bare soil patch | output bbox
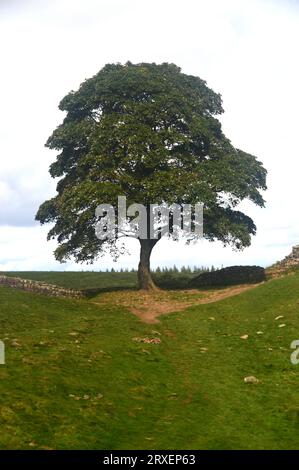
[92,283,261,323]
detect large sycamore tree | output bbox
[36,62,267,290]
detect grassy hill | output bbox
[0,271,298,449]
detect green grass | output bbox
[0,272,299,449]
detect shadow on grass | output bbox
[83,285,138,298]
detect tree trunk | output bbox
[138,239,158,290]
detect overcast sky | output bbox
[0,0,299,271]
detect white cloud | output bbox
[0,0,298,270]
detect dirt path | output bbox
[92,283,261,324]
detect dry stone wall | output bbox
[277,245,299,268]
[0,275,83,299]
[267,245,299,278]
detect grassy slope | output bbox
[0,273,299,449]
